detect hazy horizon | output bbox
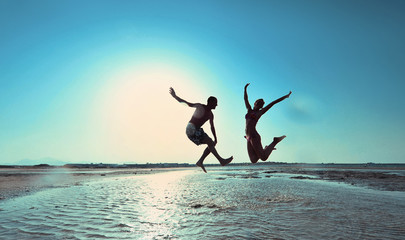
[2,158,404,167]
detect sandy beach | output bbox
[266,165,405,192]
[1,164,404,239]
[1,164,404,201]
[0,167,171,201]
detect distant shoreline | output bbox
[1,162,405,169]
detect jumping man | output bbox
[170,87,233,173]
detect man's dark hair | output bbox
[207,96,217,104]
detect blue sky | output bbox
[1,0,404,165]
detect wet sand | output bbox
[0,167,170,201]
[219,164,405,192]
[284,168,405,191]
[255,164,405,192]
[1,164,405,201]
[1,166,404,239]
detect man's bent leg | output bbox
[196,147,210,173]
[202,137,233,166]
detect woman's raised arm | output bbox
[244,83,252,110]
[261,91,292,114]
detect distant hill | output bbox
[15,157,68,166]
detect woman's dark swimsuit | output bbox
[245,112,258,120]
[245,111,259,141]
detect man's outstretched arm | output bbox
[170,87,196,107]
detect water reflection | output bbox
[136,170,193,238]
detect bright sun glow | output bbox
[87,62,209,163]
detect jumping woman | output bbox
[244,83,291,163]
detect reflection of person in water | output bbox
[170,87,233,173]
[244,83,292,163]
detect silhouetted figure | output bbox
[244,83,291,163]
[170,87,233,173]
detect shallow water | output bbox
[1,167,404,239]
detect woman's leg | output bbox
[250,134,266,161]
[250,134,285,161]
[262,135,286,161]
[247,140,259,163]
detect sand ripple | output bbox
[1,168,405,239]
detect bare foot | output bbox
[196,161,207,173]
[273,135,286,144]
[221,156,233,166]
